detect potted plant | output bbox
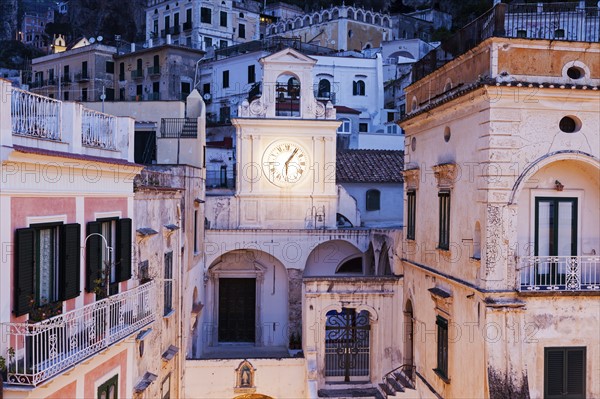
[288,332,303,357]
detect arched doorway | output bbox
[233,394,274,399]
[404,300,414,367]
[325,308,371,382]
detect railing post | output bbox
[62,102,80,153]
[0,79,13,148]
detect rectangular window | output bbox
[97,374,118,399]
[164,251,173,316]
[194,210,199,253]
[247,64,255,84]
[438,191,450,250]
[119,62,125,81]
[201,7,211,24]
[359,123,368,132]
[387,111,395,122]
[81,61,88,78]
[239,23,246,38]
[222,70,229,88]
[85,218,132,296]
[220,11,227,27]
[204,37,212,49]
[407,190,416,240]
[436,316,449,380]
[545,347,586,399]
[186,8,192,23]
[14,223,81,317]
[219,40,227,49]
[219,106,230,123]
[82,87,88,102]
[153,19,159,35]
[64,91,69,101]
[203,83,210,95]
[106,61,114,74]
[63,65,69,81]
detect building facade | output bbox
[400,26,599,399]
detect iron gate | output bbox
[325,309,370,381]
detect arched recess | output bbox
[275,72,301,117]
[207,250,289,347]
[514,156,599,264]
[304,240,364,276]
[364,243,375,275]
[377,242,392,275]
[509,151,599,205]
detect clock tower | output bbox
[233,48,340,229]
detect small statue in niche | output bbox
[235,360,256,393]
[241,366,251,387]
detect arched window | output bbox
[353,80,366,96]
[318,79,331,98]
[276,74,301,117]
[337,118,351,133]
[366,189,380,211]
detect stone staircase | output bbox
[318,387,385,399]
[377,366,418,399]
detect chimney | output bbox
[131,43,136,52]
[167,34,172,45]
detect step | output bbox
[319,388,384,399]
[378,383,394,396]
[393,372,415,390]
[386,377,404,393]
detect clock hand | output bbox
[284,148,299,167]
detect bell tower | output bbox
[234,48,340,229]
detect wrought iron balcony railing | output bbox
[2,281,156,387]
[519,255,600,292]
[412,2,600,82]
[82,108,117,149]
[148,65,161,75]
[131,69,144,79]
[11,88,62,141]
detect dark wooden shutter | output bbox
[566,348,585,396]
[352,81,357,95]
[545,348,565,398]
[117,218,132,282]
[60,223,81,300]
[86,221,102,292]
[14,228,35,316]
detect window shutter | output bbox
[117,218,132,282]
[14,228,35,316]
[566,348,585,395]
[60,223,81,300]
[352,81,357,95]
[545,349,564,396]
[86,221,102,292]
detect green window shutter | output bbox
[14,228,35,316]
[117,218,132,282]
[86,221,102,292]
[60,223,81,300]
[566,348,585,396]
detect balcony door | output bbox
[534,197,577,286]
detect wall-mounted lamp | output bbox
[194,198,205,204]
[555,180,564,191]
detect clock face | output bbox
[263,141,308,185]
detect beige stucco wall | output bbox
[185,358,307,398]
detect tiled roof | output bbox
[334,105,361,114]
[336,150,404,183]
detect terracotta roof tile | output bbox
[336,150,404,183]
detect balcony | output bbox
[160,118,197,138]
[11,88,62,141]
[1,281,156,387]
[519,256,600,292]
[147,65,161,76]
[412,2,600,82]
[147,92,160,101]
[60,74,71,84]
[183,21,192,31]
[131,69,144,80]
[75,71,90,82]
[82,108,117,149]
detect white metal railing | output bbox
[2,281,156,387]
[11,88,62,141]
[519,256,600,291]
[82,108,117,149]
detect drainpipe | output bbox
[177,202,184,398]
